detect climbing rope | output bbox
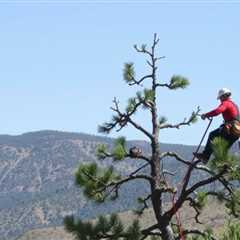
[172,118,213,240]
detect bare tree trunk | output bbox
[161,225,175,240]
[151,141,176,240]
[149,34,175,240]
[151,139,175,240]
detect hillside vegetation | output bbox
[18,200,229,240]
[1,130,239,240]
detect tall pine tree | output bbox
[64,34,240,240]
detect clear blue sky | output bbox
[0,1,240,145]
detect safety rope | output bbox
[171,118,213,240]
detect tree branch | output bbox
[160,151,191,165]
[134,44,152,57]
[141,224,158,236]
[140,231,162,240]
[156,83,172,89]
[110,97,154,140]
[186,197,203,224]
[128,74,153,86]
[165,166,229,219]
[99,174,154,201]
[128,117,154,140]
[159,107,200,130]
[136,194,152,215]
[162,169,176,176]
[195,166,234,194]
[160,151,234,196]
[130,162,150,177]
[128,153,151,163]
[186,166,229,195]
[100,150,151,164]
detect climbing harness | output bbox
[171,118,213,240]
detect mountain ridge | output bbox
[0,130,237,240]
[0,129,198,147]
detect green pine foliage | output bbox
[202,228,213,239]
[211,137,229,163]
[169,75,189,90]
[215,191,226,203]
[97,137,127,161]
[171,223,179,235]
[112,137,127,161]
[123,62,135,83]
[143,89,155,102]
[114,137,126,147]
[195,191,208,210]
[108,214,124,239]
[125,220,142,240]
[150,236,162,240]
[186,223,240,240]
[98,121,115,134]
[64,216,96,240]
[189,111,198,124]
[186,228,213,240]
[225,190,240,216]
[209,137,239,170]
[125,89,154,113]
[96,144,108,160]
[64,214,142,240]
[133,197,148,216]
[126,97,137,113]
[141,88,155,109]
[222,222,240,240]
[208,138,240,217]
[98,115,126,135]
[112,144,126,160]
[228,164,240,181]
[75,163,121,202]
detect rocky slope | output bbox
[0,130,238,240]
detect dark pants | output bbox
[203,125,239,160]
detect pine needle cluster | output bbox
[123,62,135,83]
[75,163,121,202]
[169,75,189,90]
[195,191,208,210]
[112,137,127,160]
[210,137,239,171]
[64,214,143,240]
[96,137,127,161]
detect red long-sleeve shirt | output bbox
[205,98,239,122]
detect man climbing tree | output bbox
[194,88,240,164]
[64,34,240,240]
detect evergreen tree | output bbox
[64,34,240,240]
